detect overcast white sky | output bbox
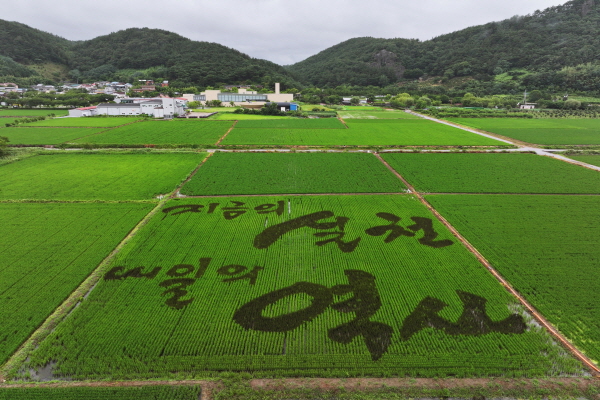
[3,0,567,65]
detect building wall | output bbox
[266,93,294,103]
[97,106,142,116]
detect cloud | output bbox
[3,0,567,64]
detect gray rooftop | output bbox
[97,103,141,108]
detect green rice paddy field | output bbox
[447,118,600,145]
[381,153,600,193]
[338,111,423,119]
[0,118,18,127]
[73,120,232,145]
[0,152,205,200]
[207,113,288,120]
[0,109,69,117]
[567,154,600,167]
[223,120,504,146]
[0,202,153,363]
[180,152,406,195]
[23,117,142,127]
[2,127,106,144]
[427,195,600,365]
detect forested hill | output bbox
[287,0,600,87]
[0,22,300,87]
[68,28,300,87]
[0,20,71,65]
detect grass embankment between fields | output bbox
[2,377,599,400]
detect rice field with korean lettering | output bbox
[20,194,583,380]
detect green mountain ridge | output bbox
[287,0,600,88]
[0,0,599,91]
[0,22,299,88]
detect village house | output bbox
[30,84,56,93]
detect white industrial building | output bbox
[68,97,187,118]
[184,83,293,107]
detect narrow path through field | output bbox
[374,152,600,377]
[214,120,237,145]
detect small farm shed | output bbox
[267,102,299,112]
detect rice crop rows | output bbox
[234,119,346,129]
[0,110,69,117]
[1,127,105,144]
[447,118,600,145]
[381,153,600,193]
[23,195,582,379]
[180,152,406,195]
[0,202,153,363]
[23,117,142,127]
[73,120,232,145]
[0,385,201,400]
[426,194,600,367]
[338,111,423,119]
[567,154,600,167]
[0,153,205,200]
[207,113,288,120]
[223,120,504,146]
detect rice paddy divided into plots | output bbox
[22,195,581,380]
[0,385,202,400]
[0,110,69,117]
[381,153,600,193]
[23,117,142,127]
[426,195,600,367]
[446,118,600,145]
[180,152,406,195]
[567,154,600,167]
[235,119,346,129]
[0,152,205,200]
[223,119,505,146]
[73,120,232,145]
[1,127,106,144]
[0,202,153,363]
[338,111,423,119]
